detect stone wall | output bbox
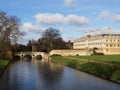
[50,49,90,56]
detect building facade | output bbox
[73,32,120,55]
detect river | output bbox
[0,59,120,90]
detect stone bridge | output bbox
[15,49,90,60]
[15,52,50,60]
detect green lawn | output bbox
[51,56,85,68]
[71,55,120,64]
[0,60,9,74]
[51,56,120,83]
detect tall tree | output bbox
[26,40,32,51]
[0,11,23,60]
[39,28,66,52]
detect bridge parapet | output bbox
[15,52,49,60]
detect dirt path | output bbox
[64,56,120,67]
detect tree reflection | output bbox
[38,60,64,86]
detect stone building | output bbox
[73,29,120,55]
[65,41,73,49]
[32,44,37,52]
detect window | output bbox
[114,45,116,47]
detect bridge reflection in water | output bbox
[0,59,120,90]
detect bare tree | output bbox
[39,28,66,52]
[0,11,23,60]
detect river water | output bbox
[0,59,120,90]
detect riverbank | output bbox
[0,60,9,77]
[51,56,120,84]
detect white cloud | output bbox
[59,28,65,33]
[98,11,110,19]
[34,13,64,25]
[65,14,89,26]
[112,14,120,23]
[65,0,75,6]
[34,13,89,26]
[21,22,45,33]
[98,11,120,23]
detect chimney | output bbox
[90,31,94,36]
[96,30,100,36]
[108,28,112,35]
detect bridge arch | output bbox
[15,52,49,60]
[36,55,42,60]
[23,54,32,61]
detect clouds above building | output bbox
[65,14,89,26]
[98,11,120,23]
[34,13,89,26]
[34,13,64,25]
[1,0,119,44]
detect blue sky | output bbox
[0,0,120,44]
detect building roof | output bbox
[74,33,120,42]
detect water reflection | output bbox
[0,59,120,90]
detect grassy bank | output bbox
[0,60,9,75]
[71,55,120,64]
[51,56,120,83]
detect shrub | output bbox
[51,54,62,57]
[91,53,104,56]
[6,51,13,60]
